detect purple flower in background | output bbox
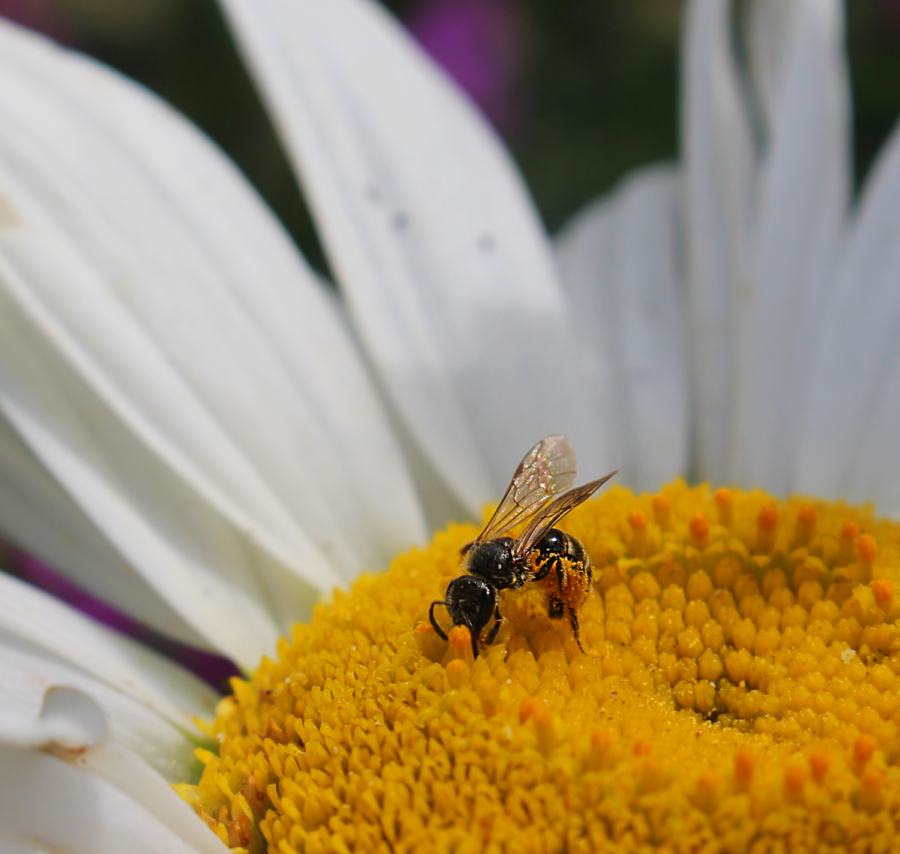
[8,549,239,691]
[0,0,74,42]
[407,0,529,137]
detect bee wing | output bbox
[475,435,578,543]
[511,470,618,558]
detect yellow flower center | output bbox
[177,480,900,853]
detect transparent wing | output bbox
[512,471,618,558]
[476,435,578,543]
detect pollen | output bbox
[179,480,900,853]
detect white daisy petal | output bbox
[0,743,223,854]
[0,841,42,854]
[556,165,688,492]
[217,0,611,507]
[0,572,217,734]
[0,20,425,649]
[0,634,201,781]
[796,119,900,509]
[682,0,755,483]
[0,410,210,650]
[746,0,800,135]
[735,0,850,492]
[82,739,228,854]
[0,686,225,854]
[0,292,285,669]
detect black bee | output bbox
[429,435,616,657]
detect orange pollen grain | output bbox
[591,729,613,751]
[629,509,650,558]
[519,697,544,724]
[633,740,652,757]
[714,488,733,527]
[698,769,718,790]
[861,768,884,791]
[858,534,877,565]
[810,751,831,784]
[842,521,861,541]
[859,769,885,812]
[872,579,894,608]
[734,748,754,784]
[785,765,807,795]
[652,494,671,529]
[628,510,647,530]
[689,513,710,545]
[695,770,719,811]
[794,504,817,547]
[756,505,780,554]
[854,734,876,766]
[447,625,474,663]
[758,505,779,532]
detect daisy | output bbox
[2,0,900,851]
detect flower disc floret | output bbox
[179,481,900,853]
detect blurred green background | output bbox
[4,0,899,275]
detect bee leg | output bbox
[484,606,503,645]
[531,557,553,582]
[548,596,565,620]
[467,621,481,659]
[429,601,449,641]
[554,559,567,593]
[568,608,585,653]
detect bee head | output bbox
[464,537,515,586]
[445,575,497,638]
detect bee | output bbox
[429,435,617,658]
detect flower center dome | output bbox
[178,481,900,853]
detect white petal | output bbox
[0,635,200,781]
[0,841,43,854]
[0,572,217,734]
[0,19,426,631]
[796,119,900,510]
[0,685,109,751]
[0,743,224,854]
[0,687,224,854]
[217,0,612,507]
[0,283,286,670]
[682,0,755,483]
[734,0,850,492]
[0,410,210,649]
[746,0,799,135]
[556,165,688,492]
[81,739,227,854]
